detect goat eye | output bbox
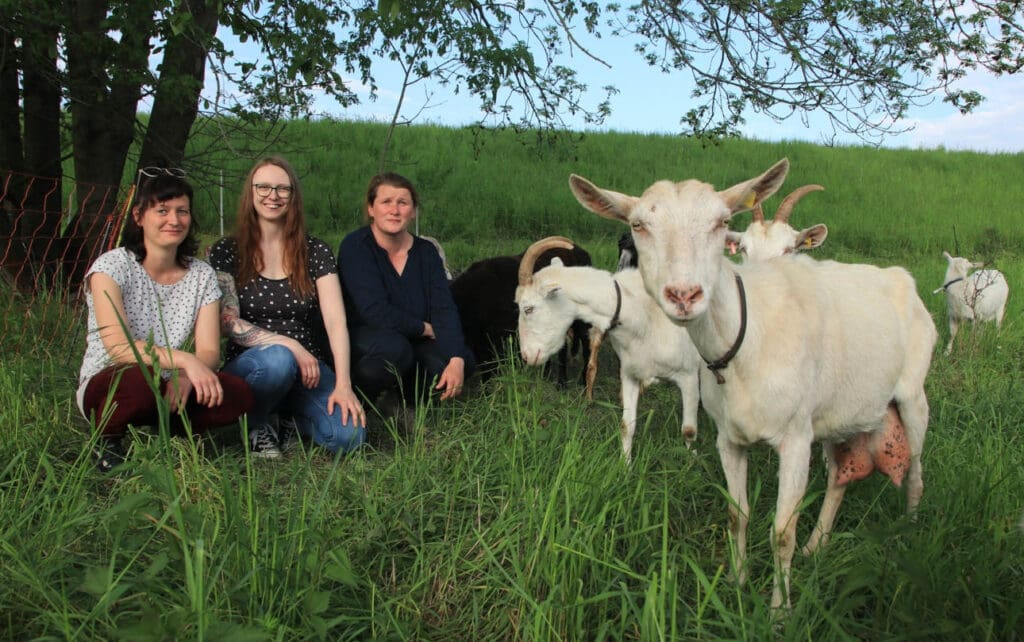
[630,221,645,233]
[523,305,534,315]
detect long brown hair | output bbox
[234,156,313,298]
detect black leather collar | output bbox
[705,273,747,385]
[941,277,965,290]
[607,279,622,330]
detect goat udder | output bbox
[833,412,910,487]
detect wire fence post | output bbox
[219,170,224,236]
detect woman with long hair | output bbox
[209,156,365,457]
[78,173,253,471]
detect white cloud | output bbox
[898,74,1024,153]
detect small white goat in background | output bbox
[724,184,828,260]
[934,251,1009,354]
[516,236,702,461]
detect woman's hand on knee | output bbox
[328,385,366,427]
[181,357,224,408]
[285,339,320,388]
[165,377,193,413]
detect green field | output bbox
[2,121,1023,640]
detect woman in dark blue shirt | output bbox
[338,172,475,412]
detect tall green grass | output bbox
[3,123,1023,640]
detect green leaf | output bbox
[169,11,193,37]
[377,0,401,19]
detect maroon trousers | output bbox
[83,365,253,438]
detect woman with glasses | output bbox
[209,156,366,458]
[337,172,475,425]
[78,173,253,472]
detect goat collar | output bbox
[705,273,747,385]
[607,279,623,330]
[941,277,964,290]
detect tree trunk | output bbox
[0,19,24,173]
[137,0,221,172]
[61,0,155,289]
[0,5,65,292]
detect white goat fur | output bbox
[726,213,827,261]
[517,263,701,460]
[935,251,1008,354]
[568,159,937,611]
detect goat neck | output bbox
[561,268,629,333]
[683,259,749,382]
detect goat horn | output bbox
[752,203,765,223]
[518,236,575,286]
[774,184,825,224]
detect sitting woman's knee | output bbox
[228,344,298,387]
[308,417,366,455]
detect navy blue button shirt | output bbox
[338,226,469,361]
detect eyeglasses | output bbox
[253,184,293,198]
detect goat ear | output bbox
[793,224,828,252]
[569,174,637,223]
[724,231,742,255]
[551,257,564,268]
[719,158,789,214]
[942,250,952,260]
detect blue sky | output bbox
[311,34,1024,156]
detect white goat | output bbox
[934,251,1009,354]
[735,184,913,526]
[568,159,937,611]
[725,185,828,260]
[516,236,702,461]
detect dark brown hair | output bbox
[121,174,197,267]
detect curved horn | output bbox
[518,236,575,286]
[774,184,824,224]
[752,203,765,223]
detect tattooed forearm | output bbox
[216,270,284,347]
[227,318,278,346]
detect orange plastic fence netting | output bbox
[1,169,132,357]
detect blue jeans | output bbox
[224,345,366,455]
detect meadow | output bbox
[2,120,1023,640]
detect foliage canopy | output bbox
[1,0,1022,290]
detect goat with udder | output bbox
[568,159,936,612]
[516,236,702,461]
[934,251,1009,355]
[608,183,909,482]
[731,186,913,492]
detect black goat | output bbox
[617,231,638,270]
[450,242,593,386]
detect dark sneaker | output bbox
[93,437,126,473]
[249,423,281,459]
[278,416,299,453]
